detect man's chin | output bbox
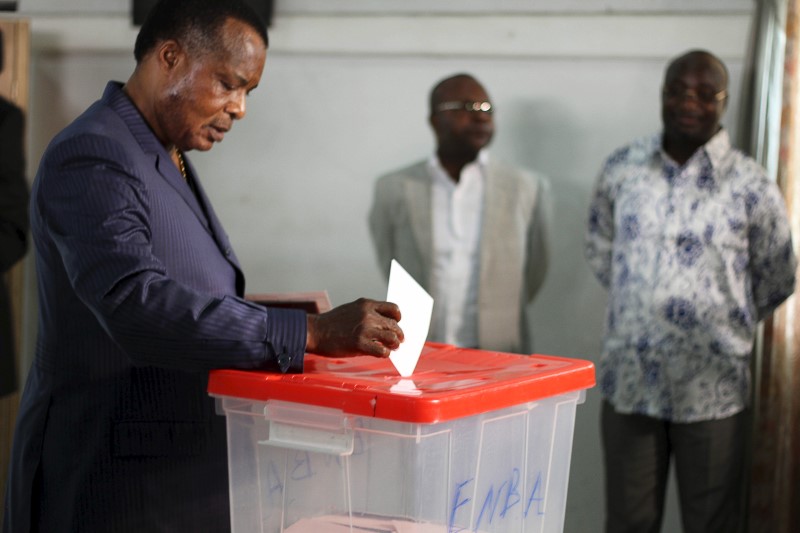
[667,126,714,146]
[191,139,216,152]
[468,140,490,154]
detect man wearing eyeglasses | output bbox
[584,50,796,533]
[369,73,550,353]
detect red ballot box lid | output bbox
[208,342,596,424]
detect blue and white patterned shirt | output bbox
[585,129,796,422]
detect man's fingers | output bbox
[374,301,402,322]
[372,327,402,351]
[357,338,391,358]
[310,298,405,359]
[365,315,403,349]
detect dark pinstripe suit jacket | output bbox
[3,82,307,532]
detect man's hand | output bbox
[306,298,404,358]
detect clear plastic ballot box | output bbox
[208,342,595,533]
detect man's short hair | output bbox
[133,0,268,63]
[429,73,481,116]
[665,49,729,88]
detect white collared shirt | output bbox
[427,150,487,347]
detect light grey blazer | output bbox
[368,158,550,353]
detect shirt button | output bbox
[278,353,290,367]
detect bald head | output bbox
[661,50,729,164]
[665,50,728,89]
[427,73,494,170]
[429,74,486,117]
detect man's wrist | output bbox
[305,313,317,354]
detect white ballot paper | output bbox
[386,259,433,377]
[389,378,423,396]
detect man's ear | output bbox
[158,40,182,71]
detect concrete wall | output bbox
[14,1,756,531]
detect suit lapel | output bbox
[155,151,213,233]
[179,154,245,293]
[405,165,433,283]
[479,162,508,306]
[104,82,212,235]
[103,82,245,293]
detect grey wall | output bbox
[15,1,755,531]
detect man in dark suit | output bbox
[2,1,403,531]
[0,89,27,398]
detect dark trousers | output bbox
[601,401,747,533]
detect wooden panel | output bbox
[0,392,19,513]
[246,291,331,314]
[0,16,29,527]
[0,18,29,107]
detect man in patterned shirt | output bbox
[584,49,796,533]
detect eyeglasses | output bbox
[435,101,494,114]
[662,86,727,104]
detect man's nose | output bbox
[677,89,704,102]
[227,92,246,120]
[677,94,703,111]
